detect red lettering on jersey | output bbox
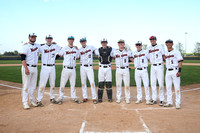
[66,51,76,54]
[30,47,38,52]
[116,55,120,58]
[166,55,174,58]
[121,54,127,57]
[80,49,91,55]
[50,49,55,52]
[149,49,159,53]
[134,54,145,58]
[44,48,56,53]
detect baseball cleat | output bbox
[163,103,173,107]
[116,99,121,104]
[135,100,142,104]
[98,99,102,103]
[125,99,130,104]
[150,100,157,105]
[23,104,30,110]
[146,100,151,105]
[93,99,97,104]
[50,98,56,103]
[30,101,38,107]
[175,104,181,109]
[108,99,113,102]
[159,101,164,106]
[82,98,88,103]
[37,101,44,107]
[55,99,63,105]
[74,99,80,104]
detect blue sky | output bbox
[0,0,200,53]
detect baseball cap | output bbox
[80,37,86,42]
[46,34,53,39]
[149,36,157,40]
[29,33,37,37]
[101,38,108,43]
[118,39,125,43]
[135,41,142,45]
[68,36,75,40]
[165,39,173,43]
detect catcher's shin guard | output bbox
[98,88,104,102]
[106,88,112,102]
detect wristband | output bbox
[178,68,181,72]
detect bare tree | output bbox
[125,43,132,52]
[193,42,200,56]
[175,42,185,56]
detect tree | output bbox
[143,44,148,50]
[193,42,200,56]
[125,43,132,52]
[3,50,19,56]
[175,42,185,56]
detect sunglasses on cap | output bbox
[46,37,53,39]
[136,44,142,46]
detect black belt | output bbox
[100,65,111,68]
[137,67,147,70]
[117,66,128,69]
[27,64,37,67]
[153,63,162,66]
[168,68,177,71]
[64,66,76,69]
[43,64,55,66]
[81,64,92,67]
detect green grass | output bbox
[0,59,200,64]
[0,65,199,87]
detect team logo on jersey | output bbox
[121,54,127,57]
[166,55,174,58]
[44,49,55,53]
[66,51,76,54]
[149,49,159,53]
[134,54,145,58]
[30,47,38,52]
[80,49,91,55]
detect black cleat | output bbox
[150,100,157,105]
[159,101,164,106]
[108,99,113,102]
[74,99,80,104]
[37,101,44,107]
[98,99,102,103]
[82,98,88,103]
[50,98,56,103]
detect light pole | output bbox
[185,32,188,54]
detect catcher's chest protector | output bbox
[98,47,112,64]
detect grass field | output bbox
[0,59,200,64]
[0,64,199,87]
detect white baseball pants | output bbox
[116,68,130,100]
[21,66,37,105]
[165,69,181,105]
[150,64,165,101]
[37,65,56,102]
[135,68,150,101]
[58,67,77,100]
[80,66,97,100]
[98,66,112,82]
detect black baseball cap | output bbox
[165,39,173,43]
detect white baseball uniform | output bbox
[57,45,79,101]
[132,49,150,101]
[20,43,40,105]
[79,45,97,100]
[147,44,165,101]
[37,43,61,102]
[113,49,131,101]
[165,49,183,105]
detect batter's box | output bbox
[83,110,146,132]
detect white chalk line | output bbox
[84,132,146,133]
[136,109,151,133]
[0,83,199,133]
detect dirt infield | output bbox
[0,80,200,133]
[0,62,200,67]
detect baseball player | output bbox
[96,38,114,103]
[132,41,151,105]
[147,36,165,106]
[79,37,97,104]
[113,39,131,104]
[36,34,61,107]
[55,36,80,104]
[20,33,40,109]
[164,39,183,109]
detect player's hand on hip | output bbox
[25,68,30,75]
[176,72,181,77]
